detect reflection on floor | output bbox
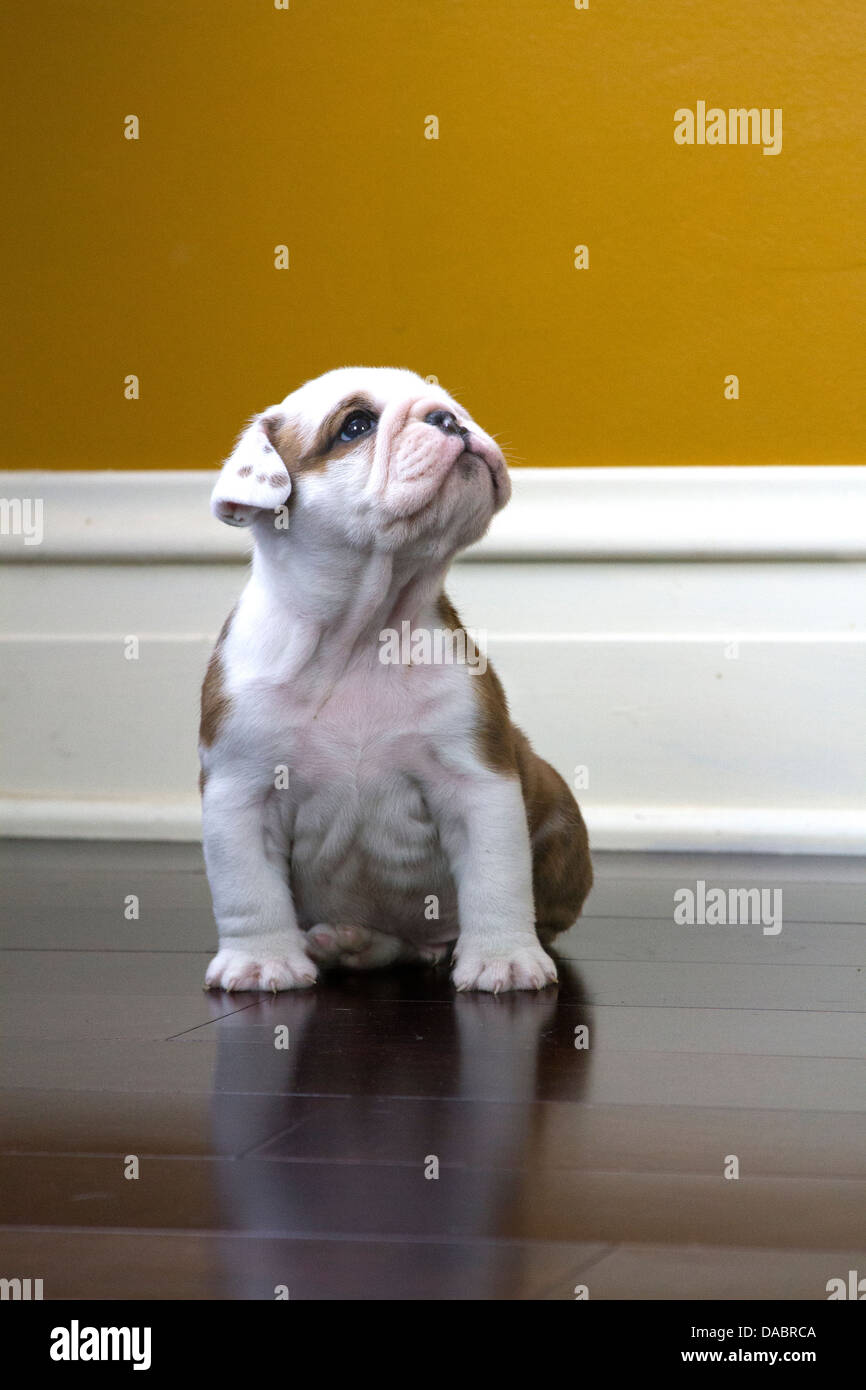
[1,839,864,1300]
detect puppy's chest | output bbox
[254,664,467,893]
[245,659,469,792]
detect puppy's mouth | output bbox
[456,446,499,496]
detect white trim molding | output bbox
[1,466,865,853]
[0,800,861,858]
[2,465,866,562]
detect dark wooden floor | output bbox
[0,839,864,1300]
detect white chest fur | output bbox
[211,586,475,943]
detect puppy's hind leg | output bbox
[305,924,448,972]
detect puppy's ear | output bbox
[211,413,292,527]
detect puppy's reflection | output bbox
[209,957,590,1299]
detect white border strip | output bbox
[2,466,865,562]
[2,798,863,854]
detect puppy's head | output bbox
[211,367,510,556]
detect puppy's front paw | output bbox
[204,946,318,993]
[451,938,558,993]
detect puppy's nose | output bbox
[425,409,467,438]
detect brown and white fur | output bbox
[200,367,592,993]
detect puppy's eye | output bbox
[339,410,377,443]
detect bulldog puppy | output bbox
[201,367,592,993]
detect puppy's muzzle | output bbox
[424,408,499,492]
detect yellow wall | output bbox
[4,0,864,470]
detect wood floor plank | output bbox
[542,1243,866,1301]
[4,1089,862,1179]
[559,916,866,967]
[193,997,866,1059]
[566,959,865,1010]
[1,1156,863,1249]
[0,867,214,951]
[1,1036,863,1110]
[583,878,866,926]
[2,950,862,1012]
[247,1097,866,1178]
[0,1089,294,1158]
[0,992,254,1041]
[0,1227,605,1301]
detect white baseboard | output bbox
[0,798,202,841]
[2,467,864,854]
[2,465,866,561]
[583,807,866,856]
[1,798,862,857]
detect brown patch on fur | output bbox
[253,419,300,526]
[263,397,379,487]
[437,592,516,773]
[267,414,325,478]
[298,393,380,470]
[514,729,593,940]
[237,465,252,477]
[199,608,235,761]
[435,590,462,633]
[437,589,593,936]
[474,664,517,773]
